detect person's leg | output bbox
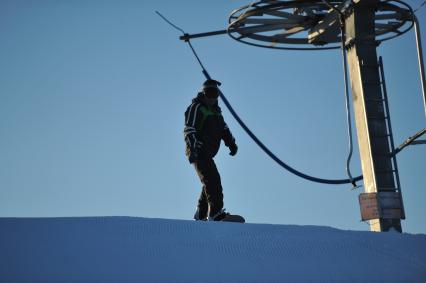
[194,189,208,220]
[194,158,224,219]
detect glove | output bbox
[188,141,203,164]
[188,151,198,164]
[228,142,238,156]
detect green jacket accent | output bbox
[197,106,221,131]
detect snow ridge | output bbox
[1,217,425,282]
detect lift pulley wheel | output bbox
[227,0,414,50]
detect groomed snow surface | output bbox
[1,217,425,283]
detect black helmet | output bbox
[202,79,221,91]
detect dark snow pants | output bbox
[193,157,224,219]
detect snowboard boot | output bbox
[208,208,245,223]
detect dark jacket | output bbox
[184,93,235,159]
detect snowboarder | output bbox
[184,79,244,222]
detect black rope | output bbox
[414,1,426,13]
[156,11,363,185]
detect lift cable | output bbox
[156,10,363,185]
[321,0,358,188]
[414,1,426,13]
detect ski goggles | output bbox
[204,88,219,99]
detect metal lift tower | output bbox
[178,0,425,232]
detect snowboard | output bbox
[221,214,245,223]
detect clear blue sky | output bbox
[0,0,425,233]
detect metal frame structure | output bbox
[175,0,426,232]
[227,0,413,49]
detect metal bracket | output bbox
[392,128,426,156]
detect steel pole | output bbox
[413,15,426,116]
[345,0,403,232]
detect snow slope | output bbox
[1,217,425,283]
